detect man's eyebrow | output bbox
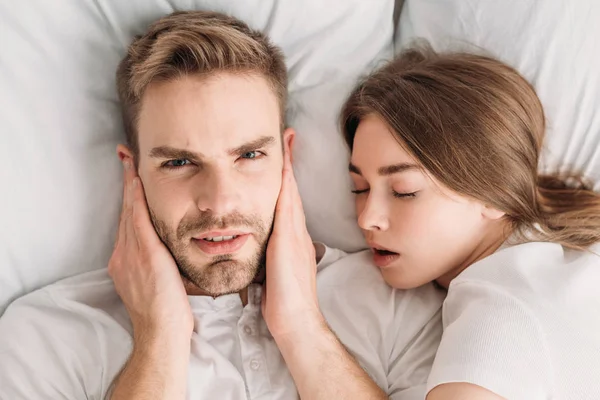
[378,163,420,176]
[148,136,277,161]
[148,146,202,162]
[229,136,276,156]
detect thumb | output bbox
[261,284,268,315]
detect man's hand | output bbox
[108,159,192,400]
[262,143,324,340]
[262,142,387,400]
[109,159,193,340]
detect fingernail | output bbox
[133,178,139,188]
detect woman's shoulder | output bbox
[432,242,600,398]
[451,241,600,303]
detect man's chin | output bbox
[178,257,262,297]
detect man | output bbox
[0,11,443,399]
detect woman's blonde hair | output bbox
[341,45,600,249]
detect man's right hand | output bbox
[108,159,193,343]
[108,158,192,400]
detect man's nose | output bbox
[194,170,241,217]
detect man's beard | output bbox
[149,209,272,296]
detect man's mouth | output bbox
[202,235,240,242]
[194,230,249,241]
[193,231,251,255]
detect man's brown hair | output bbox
[116,10,287,158]
[341,44,600,249]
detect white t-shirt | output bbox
[0,247,443,400]
[427,242,600,400]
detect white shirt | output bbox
[427,242,600,400]
[0,247,443,400]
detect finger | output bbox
[274,148,309,235]
[114,213,126,251]
[261,283,268,315]
[120,159,139,236]
[283,140,294,176]
[284,146,303,205]
[120,162,128,216]
[274,161,293,224]
[131,177,161,249]
[124,176,137,251]
[123,160,137,213]
[115,162,130,246]
[282,149,307,227]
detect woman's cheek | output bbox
[355,196,367,217]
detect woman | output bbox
[341,45,600,400]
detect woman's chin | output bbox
[380,266,432,290]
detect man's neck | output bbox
[183,278,251,306]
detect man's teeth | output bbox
[204,235,238,242]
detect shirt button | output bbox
[250,360,260,371]
[243,325,253,335]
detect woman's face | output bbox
[349,114,505,289]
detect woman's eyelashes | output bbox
[351,188,369,195]
[392,190,417,198]
[351,187,417,199]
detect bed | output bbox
[1,0,599,315]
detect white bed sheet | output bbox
[0,0,393,314]
[397,0,600,189]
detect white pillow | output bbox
[0,0,392,314]
[396,0,600,189]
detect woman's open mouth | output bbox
[371,247,400,268]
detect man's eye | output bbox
[240,151,263,160]
[164,159,191,168]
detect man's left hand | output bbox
[262,143,325,340]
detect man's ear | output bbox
[482,204,506,221]
[116,144,134,166]
[282,128,296,164]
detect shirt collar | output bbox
[187,283,263,312]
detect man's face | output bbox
[132,72,285,296]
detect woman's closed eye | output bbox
[393,190,417,199]
[351,187,417,199]
[351,188,369,195]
